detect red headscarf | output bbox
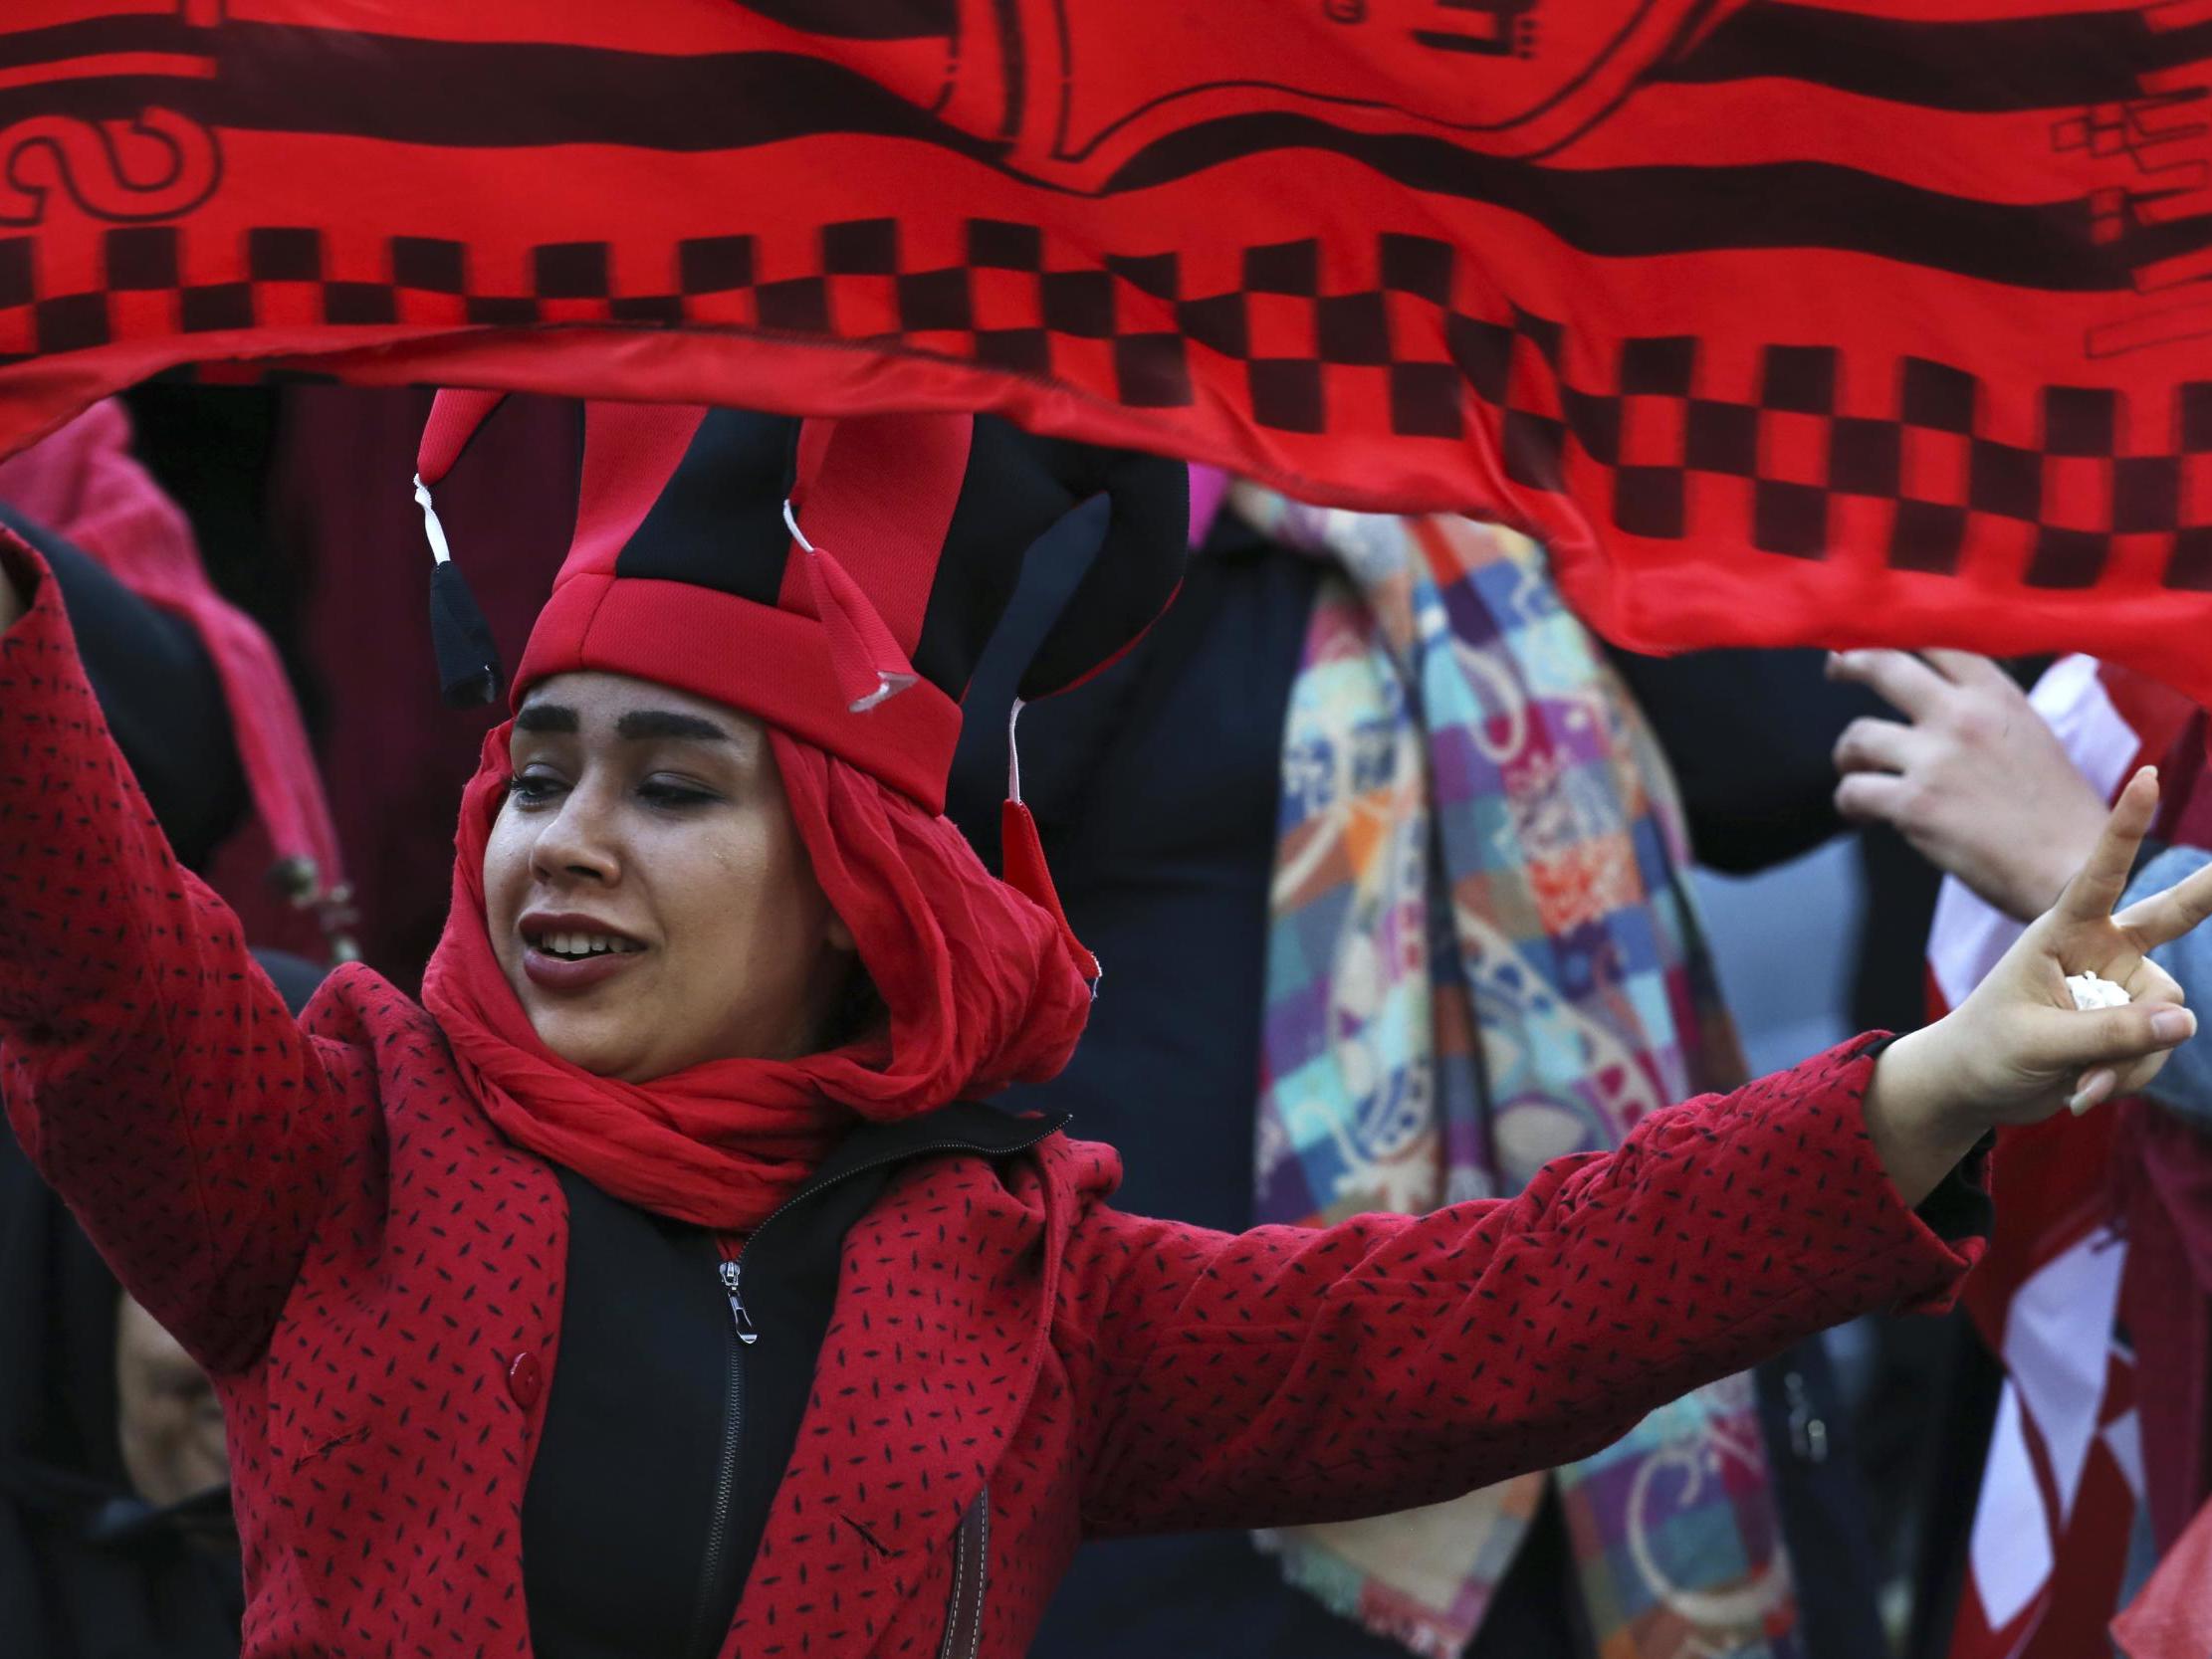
[419,717,1093,1233]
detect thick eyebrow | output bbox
[514,704,578,734]
[614,709,731,742]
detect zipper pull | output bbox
[719,1258,759,1346]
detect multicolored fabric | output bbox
[7,7,2212,698]
[1244,490,1799,1659]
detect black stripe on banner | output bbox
[1659,5,2205,112]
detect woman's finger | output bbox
[2113,851,2212,952]
[2068,1068,2118,1117]
[1922,649,2015,694]
[2120,956,2185,1010]
[1826,649,1950,720]
[2055,767,2161,925]
[1834,770,1909,826]
[1833,717,1922,777]
[2030,997,2196,1076]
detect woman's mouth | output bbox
[520,923,647,992]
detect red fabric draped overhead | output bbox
[3,3,2212,696]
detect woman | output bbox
[1,394,2204,1659]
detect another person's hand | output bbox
[1865,767,2212,1204]
[1828,648,2107,923]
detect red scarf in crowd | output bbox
[419,721,1092,1232]
[4,5,2212,697]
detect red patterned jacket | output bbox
[0,544,1980,1659]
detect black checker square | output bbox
[534,242,610,299]
[1613,466,1685,538]
[2166,525,2212,591]
[1829,417,1903,498]
[1511,307,1564,366]
[247,227,324,283]
[2042,385,2117,456]
[1316,292,1390,365]
[105,226,178,291]
[2113,455,2181,534]
[610,295,687,325]
[1113,333,1193,408]
[968,219,1042,272]
[1685,399,1757,476]
[324,282,398,324]
[1389,361,1461,438]
[1242,239,1320,297]
[678,235,755,294]
[465,295,540,325]
[1106,251,1180,300]
[1886,500,1969,573]
[1968,438,2042,519]
[392,236,466,293]
[34,293,110,353]
[1753,479,1831,557]
[1620,335,1696,397]
[897,269,974,332]
[1760,345,1838,415]
[1503,409,1566,491]
[1379,233,1454,304]
[1901,357,1978,433]
[1041,270,1115,338]
[757,277,829,333]
[974,327,1051,375]
[179,283,254,333]
[1561,386,1620,465]
[1178,294,1249,360]
[2181,383,2212,453]
[0,238,30,309]
[1445,313,1512,404]
[2026,525,2108,589]
[822,218,898,276]
[1247,358,1324,432]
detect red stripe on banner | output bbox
[0,53,215,91]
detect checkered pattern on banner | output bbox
[6,219,2207,587]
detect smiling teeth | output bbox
[539,931,641,959]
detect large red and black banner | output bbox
[4,3,2212,695]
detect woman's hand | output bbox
[0,559,21,634]
[1864,766,2212,1205]
[1828,648,2108,923]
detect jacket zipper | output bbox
[720,1123,1066,1345]
[680,1262,748,1659]
[677,1119,1063,1659]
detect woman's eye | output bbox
[639,778,717,808]
[506,772,565,805]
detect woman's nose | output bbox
[530,789,620,884]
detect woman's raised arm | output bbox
[0,531,346,1374]
[1061,770,2210,1538]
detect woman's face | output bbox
[483,672,854,1081]
[115,1294,227,1509]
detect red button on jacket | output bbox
[507,1351,543,1410]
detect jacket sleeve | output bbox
[0,534,342,1374]
[1057,1037,1981,1537]
[2123,845,2212,1128]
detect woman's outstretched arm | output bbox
[0,532,343,1374]
[1062,769,2211,1537]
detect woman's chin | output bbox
[526,1006,646,1079]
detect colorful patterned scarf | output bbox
[1242,488,1801,1659]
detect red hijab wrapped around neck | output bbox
[420,715,1095,1233]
